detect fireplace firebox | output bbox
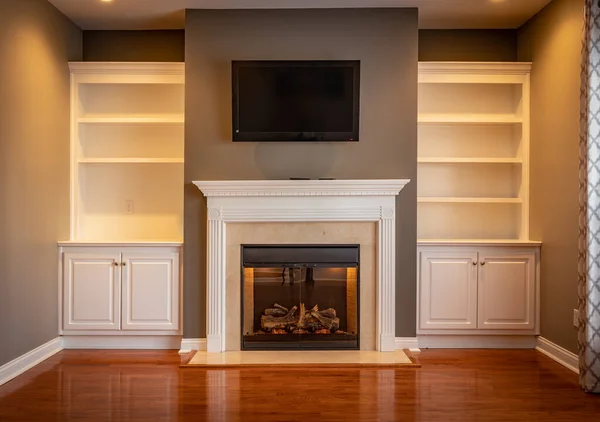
[241,245,359,350]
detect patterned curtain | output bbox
[579,0,600,394]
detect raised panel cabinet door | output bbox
[62,253,121,330]
[121,253,179,331]
[419,250,479,330]
[477,251,535,330]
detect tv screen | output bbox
[232,60,360,142]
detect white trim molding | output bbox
[179,338,207,354]
[395,337,420,351]
[418,335,538,349]
[418,61,532,76]
[0,338,63,386]
[193,179,410,353]
[69,62,184,76]
[61,335,181,350]
[536,337,579,374]
[196,179,410,197]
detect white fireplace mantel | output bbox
[193,179,410,353]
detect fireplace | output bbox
[241,245,359,350]
[192,179,410,353]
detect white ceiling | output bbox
[48,0,553,30]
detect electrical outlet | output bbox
[573,309,580,328]
[125,200,134,215]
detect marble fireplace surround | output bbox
[193,179,410,353]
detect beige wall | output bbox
[419,29,518,61]
[0,0,81,365]
[83,30,184,62]
[184,9,418,338]
[518,0,583,353]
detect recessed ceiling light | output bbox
[100,0,113,3]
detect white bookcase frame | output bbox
[418,62,532,242]
[68,62,185,242]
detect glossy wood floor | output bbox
[0,349,599,421]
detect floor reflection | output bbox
[1,350,598,421]
[177,367,415,422]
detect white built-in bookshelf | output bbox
[417,62,532,242]
[69,63,185,242]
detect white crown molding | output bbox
[68,62,185,75]
[0,338,63,386]
[536,337,579,374]
[194,179,409,353]
[418,62,532,75]
[193,179,410,197]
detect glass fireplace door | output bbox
[241,245,359,350]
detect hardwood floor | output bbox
[0,349,598,421]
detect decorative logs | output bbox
[259,303,340,333]
[274,303,289,312]
[264,308,287,317]
[260,305,298,331]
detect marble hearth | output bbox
[193,179,410,353]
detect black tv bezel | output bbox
[231,60,361,142]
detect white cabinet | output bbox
[60,245,181,334]
[477,252,536,330]
[419,250,478,330]
[121,252,179,331]
[418,245,539,335]
[62,253,121,330]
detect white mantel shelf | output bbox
[193,179,410,197]
[193,179,410,353]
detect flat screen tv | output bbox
[232,60,360,142]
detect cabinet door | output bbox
[63,253,121,330]
[121,252,179,331]
[477,251,536,330]
[419,250,479,330]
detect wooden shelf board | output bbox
[417,239,542,247]
[78,158,184,164]
[418,115,522,125]
[418,157,522,164]
[58,240,184,247]
[78,117,184,125]
[418,197,522,204]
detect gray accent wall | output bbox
[517,0,584,353]
[83,30,185,62]
[0,0,82,366]
[419,29,518,61]
[184,9,419,338]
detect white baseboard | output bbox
[395,337,420,351]
[418,335,538,349]
[179,338,207,354]
[0,338,63,386]
[62,335,181,350]
[536,337,579,373]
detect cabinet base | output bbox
[61,335,182,349]
[418,335,538,349]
